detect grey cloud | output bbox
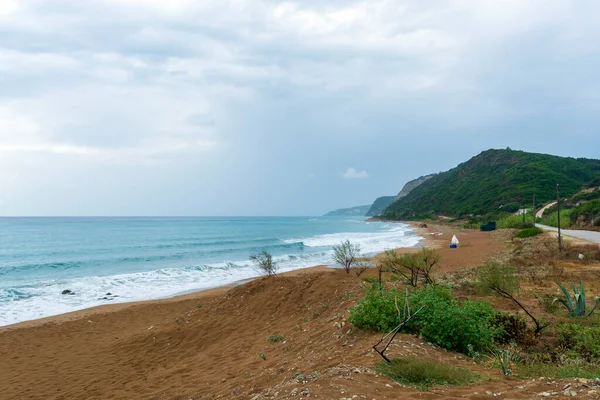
[1,0,599,216]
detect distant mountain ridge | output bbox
[325,174,433,218]
[324,205,371,217]
[384,149,600,220]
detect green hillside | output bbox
[384,149,600,220]
[365,196,396,216]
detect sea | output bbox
[0,217,421,326]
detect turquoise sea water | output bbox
[0,217,421,326]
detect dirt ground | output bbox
[1,226,598,400]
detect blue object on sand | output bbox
[449,244,458,249]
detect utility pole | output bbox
[556,184,562,251]
[533,194,536,224]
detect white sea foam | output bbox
[285,223,420,254]
[0,222,421,326]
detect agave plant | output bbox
[553,281,600,317]
[489,348,518,377]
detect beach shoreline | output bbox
[0,222,431,331]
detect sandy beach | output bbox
[0,224,558,400]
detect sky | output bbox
[0,0,599,216]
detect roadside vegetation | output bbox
[513,227,543,238]
[537,184,600,229]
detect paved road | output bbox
[536,223,600,244]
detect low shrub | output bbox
[409,286,503,354]
[489,348,518,376]
[267,334,284,343]
[379,248,439,287]
[376,358,479,390]
[350,284,503,354]
[251,250,279,276]
[557,323,600,361]
[491,313,535,347]
[513,227,544,239]
[349,284,403,333]
[476,262,547,334]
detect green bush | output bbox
[349,284,403,332]
[513,227,544,239]
[557,323,600,361]
[350,284,503,354]
[491,313,535,347]
[409,286,503,354]
[376,358,479,390]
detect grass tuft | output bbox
[267,334,284,344]
[376,358,479,391]
[517,363,600,379]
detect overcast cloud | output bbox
[1,0,599,216]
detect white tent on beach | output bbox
[450,235,460,248]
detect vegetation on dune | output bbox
[383,148,600,220]
[250,250,279,277]
[376,358,479,390]
[332,240,368,276]
[553,281,600,318]
[378,248,438,287]
[267,334,284,343]
[517,363,600,379]
[557,323,600,362]
[350,284,503,354]
[476,262,547,334]
[350,234,600,385]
